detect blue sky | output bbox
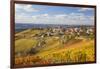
[15,4,94,25]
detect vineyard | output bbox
[14,27,95,66]
[15,39,95,66]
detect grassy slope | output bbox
[15,29,42,53]
[15,38,37,53]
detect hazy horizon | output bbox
[15,23,93,26]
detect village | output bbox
[15,25,95,65]
[15,25,94,54]
[21,25,94,55]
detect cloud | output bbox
[15,12,94,25]
[15,4,40,13]
[15,14,33,23]
[78,8,94,12]
[15,4,94,25]
[42,14,49,17]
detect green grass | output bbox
[15,38,37,54]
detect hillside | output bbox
[15,28,95,66]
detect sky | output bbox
[15,4,95,25]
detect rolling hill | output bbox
[14,28,95,66]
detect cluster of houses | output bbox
[33,26,94,39]
[31,25,94,49]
